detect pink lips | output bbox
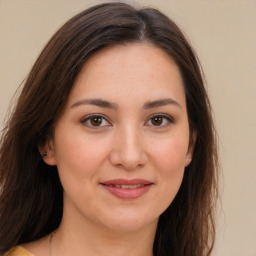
[100,179,153,199]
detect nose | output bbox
[109,125,148,170]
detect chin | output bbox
[98,208,159,233]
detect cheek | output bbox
[150,136,188,205]
[53,134,112,209]
[152,135,189,173]
[54,129,112,183]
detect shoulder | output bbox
[5,246,34,256]
[5,235,50,256]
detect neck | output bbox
[52,209,157,256]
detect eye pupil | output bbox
[152,116,163,126]
[91,117,102,126]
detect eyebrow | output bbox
[71,98,181,110]
[143,98,182,109]
[71,98,118,109]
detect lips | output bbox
[100,179,153,199]
[106,184,145,189]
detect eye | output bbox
[146,114,173,127]
[81,114,111,128]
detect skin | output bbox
[27,43,194,256]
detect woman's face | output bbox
[44,43,193,233]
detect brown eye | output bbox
[81,115,111,128]
[151,116,163,126]
[146,114,173,128]
[90,117,103,126]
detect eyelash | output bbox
[145,114,174,127]
[80,114,111,129]
[80,113,174,129]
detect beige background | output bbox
[0,0,255,255]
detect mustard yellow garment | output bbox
[5,246,34,256]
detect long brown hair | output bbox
[0,2,218,255]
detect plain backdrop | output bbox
[0,1,255,255]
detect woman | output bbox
[0,2,218,256]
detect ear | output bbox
[185,132,197,167]
[38,138,57,166]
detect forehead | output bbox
[68,43,185,107]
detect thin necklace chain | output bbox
[49,231,56,256]
[48,230,154,256]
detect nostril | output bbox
[109,151,147,170]
[109,137,148,170]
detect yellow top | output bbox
[5,246,34,256]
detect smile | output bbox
[100,179,153,199]
[105,184,146,189]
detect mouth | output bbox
[104,184,147,189]
[100,179,153,199]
